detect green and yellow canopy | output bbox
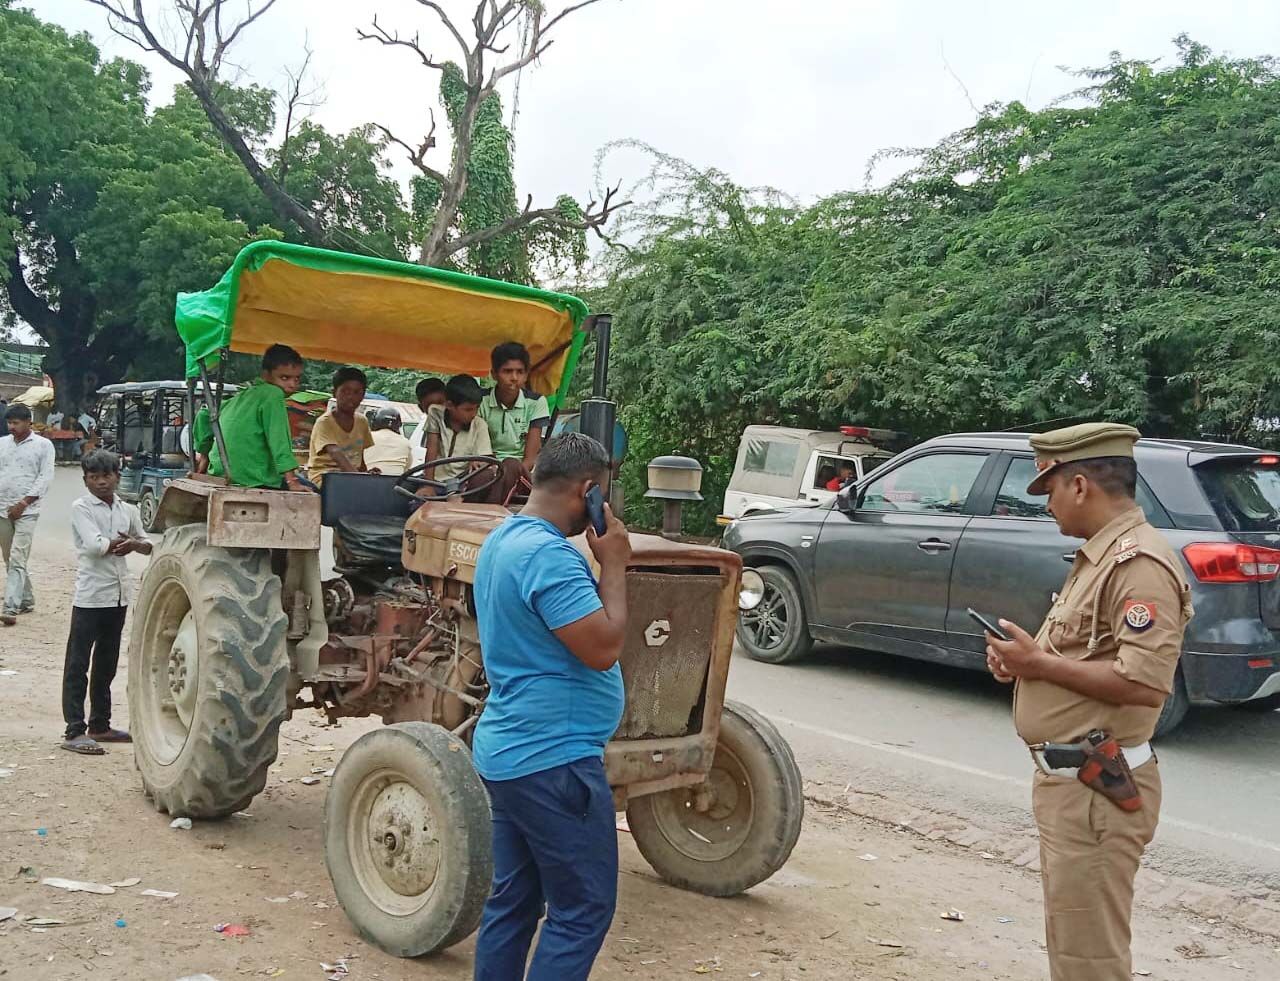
[176,241,590,402]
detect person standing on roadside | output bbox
[471,433,630,981]
[984,423,1192,981]
[60,450,152,755]
[0,404,55,626]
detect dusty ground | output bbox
[2,535,1279,980]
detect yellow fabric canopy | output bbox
[177,242,590,398]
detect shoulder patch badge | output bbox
[1115,537,1139,563]
[1124,601,1155,631]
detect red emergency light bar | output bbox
[840,424,903,443]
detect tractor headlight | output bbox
[739,569,765,611]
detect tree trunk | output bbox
[188,78,329,244]
[43,351,92,415]
[421,85,482,266]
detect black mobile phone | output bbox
[967,607,1010,642]
[585,483,607,536]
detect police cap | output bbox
[1026,422,1141,495]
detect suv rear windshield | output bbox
[1195,459,1280,533]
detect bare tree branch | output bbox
[373,116,448,186]
[410,0,472,59]
[277,42,321,187]
[217,0,279,59]
[483,0,602,96]
[356,14,450,71]
[447,183,630,256]
[81,0,327,241]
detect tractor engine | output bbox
[314,571,487,738]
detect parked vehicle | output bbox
[724,431,1280,736]
[719,424,901,522]
[96,380,237,529]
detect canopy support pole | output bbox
[198,358,233,485]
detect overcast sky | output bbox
[29,0,1280,216]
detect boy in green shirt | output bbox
[477,342,550,505]
[480,342,550,459]
[200,344,308,491]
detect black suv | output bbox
[724,432,1280,736]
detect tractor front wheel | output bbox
[324,723,494,957]
[627,701,803,896]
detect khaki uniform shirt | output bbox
[1014,507,1193,747]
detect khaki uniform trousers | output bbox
[1032,760,1161,981]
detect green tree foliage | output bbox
[409,62,587,282]
[601,40,1280,533]
[270,120,414,260]
[0,6,281,406]
[0,5,413,405]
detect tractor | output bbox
[129,241,803,956]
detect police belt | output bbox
[1029,739,1152,776]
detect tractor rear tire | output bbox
[128,524,288,818]
[324,723,494,957]
[627,701,803,896]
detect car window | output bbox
[813,454,855,490]
[991,458,1052,518]
[744,438,799,477]
[992,456,1169,526]
[860,453,987,514]
[1195,459,1280,532]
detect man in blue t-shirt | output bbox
[472,433,630,981]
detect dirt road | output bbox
[2,478,1279,979]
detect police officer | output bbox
[984,423,1192,981]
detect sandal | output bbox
[61,735,105,756]
[0,613,14,627]
[87,728,131,743]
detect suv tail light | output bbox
[1182,543,1280,583]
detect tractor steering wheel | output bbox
[393,455,503,501]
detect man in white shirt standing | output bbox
[364,406,413,477]
[62,450,152,755]
[0,404,55,625]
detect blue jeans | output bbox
[474,757,618,981]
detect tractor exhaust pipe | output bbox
[579,314,616,497]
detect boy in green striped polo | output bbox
[479,341,550,472]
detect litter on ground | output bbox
[41,876,115,895]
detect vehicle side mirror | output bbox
[836,483,858,513]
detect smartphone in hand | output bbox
[585,483,607,536]
[967,607,1010,642]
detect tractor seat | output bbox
[333,514,407,567]
[321,472,418,568]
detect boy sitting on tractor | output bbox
[198,344,309,491]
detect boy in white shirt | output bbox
[61,450,152,755]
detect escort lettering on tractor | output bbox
[130,242,803,957]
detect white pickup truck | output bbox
[719,424,902,522]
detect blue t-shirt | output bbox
[472,514,624,781]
